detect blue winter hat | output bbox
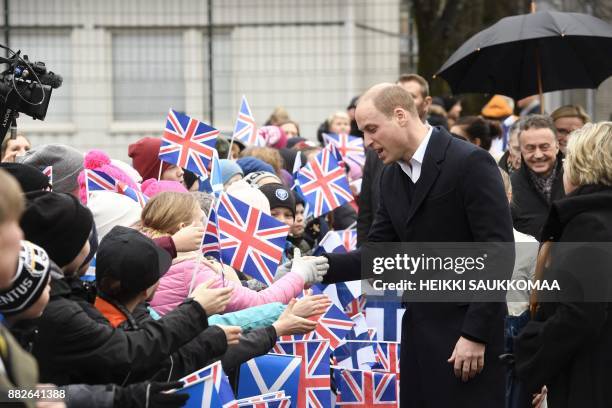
[237,157,275,175]
[219,159,244,185]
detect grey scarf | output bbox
[528,162,558,203]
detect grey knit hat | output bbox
[17,144,84,194]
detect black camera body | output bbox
[0,49,62,143]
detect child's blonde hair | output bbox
[327,111,350,127]
[139,191,199,236]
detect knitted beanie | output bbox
[127,137,171,181]
[141,178,188,198]
[77,150,140,204]
[225,180,271,214]
[20,191,93,267]
[237,157,275,175]
[0,162,50,192]
[259,183,296,216]
[219,159,244,185]
[88,191,142,241]
[17,144,83,194]
[0,240,53,316]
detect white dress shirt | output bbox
[397,125,433,183]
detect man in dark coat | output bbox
[511,115,565,238]
[357,73,432,246]
[357,148,384,245]
[322,83,514,407]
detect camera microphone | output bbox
[38,72,63,89]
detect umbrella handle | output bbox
[535,45,545,114]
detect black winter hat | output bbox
[0,241,53,316]
[96,226,171,298]
[20,191,93,268]
[0,162,50,192]
[259,183,296,217]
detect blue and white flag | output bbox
[237,353,301,406]
[199,149,224,198]
[332,313,377,370]
[365,293,405,342]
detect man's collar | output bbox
[398,125,434,182]
[412,125,433,165]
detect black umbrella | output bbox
[435,10,612,104]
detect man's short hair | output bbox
[366,84,418,119]
[564,122,612,187]
[397,73,429,97]
[517,115,557,142]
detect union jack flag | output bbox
[178,361,238,408]
[85,169,116,193]
[160,109,219,178]
[233,95,263,147]
[297,147,353,217]
[344,294,367,319]
[334,367,398,407]
[42,166,52,186]
[372,342,400,378]
[85,169,149,208]
[117,181,148,208]
[273,340,331,408]
[323,133,365,168]
[201,204,221,261]
[279,287,355,350]
[216,192,289,285]
[340,229,357,252]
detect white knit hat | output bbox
[87,191,142,241]
[225,180,271,214]
[111,159,143,184]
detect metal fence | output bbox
[2,0,414,160]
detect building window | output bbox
[11,30,72,123]
[112,31,185,121]
[202,30,233,128]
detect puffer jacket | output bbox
[11,274,225,386]
[150,260,305,315]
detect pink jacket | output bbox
[150,259,305,315]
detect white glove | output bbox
[291,248,329,285]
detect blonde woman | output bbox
[515,122,612,408]
[137,192,328,315]
[550,105,590,155]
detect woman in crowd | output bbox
[451,116,502,156]
[550,105,590,155]
[128,137,184,185]
[1,134,31,163]
[515,122,612,408]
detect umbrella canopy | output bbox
[435,11,612,100]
